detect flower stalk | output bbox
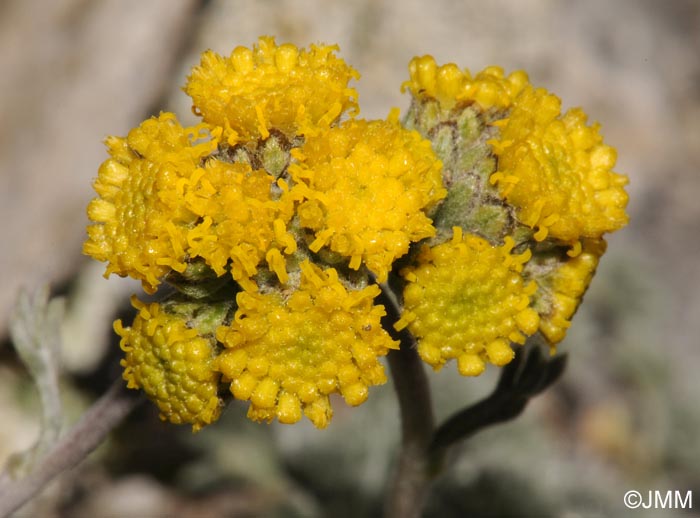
[381,284,437,518]
[382,276,568,517]
[0,379,144,518]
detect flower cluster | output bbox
[185,36,360,145]
[290,114,445,281]
[402,55,628,361]
[84,113,217,292]
[115,297,223,431]
[85,38,628,430]
[86,37,442,429]
[216,261,396,428]
[526,238,608,345]
[489,88,629,242]
[403,56,529,111]
[396,228,539,376]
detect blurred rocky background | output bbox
[1,0,699,516]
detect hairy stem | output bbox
[0,379,144,517]
[380,285,436,518]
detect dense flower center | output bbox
[215,261,396,428]
[397,228,539,376]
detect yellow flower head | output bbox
[533,239,607,345]
[183,159,296,290]
[489,87,629,242]
[84,112,217,293]
[185,36,360,145]
[289,116,446,282]
[84,37,631,432]
[403,55,530,111]
[215,261,397,428]
[396,228,540,376]
[115,297,222,432]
